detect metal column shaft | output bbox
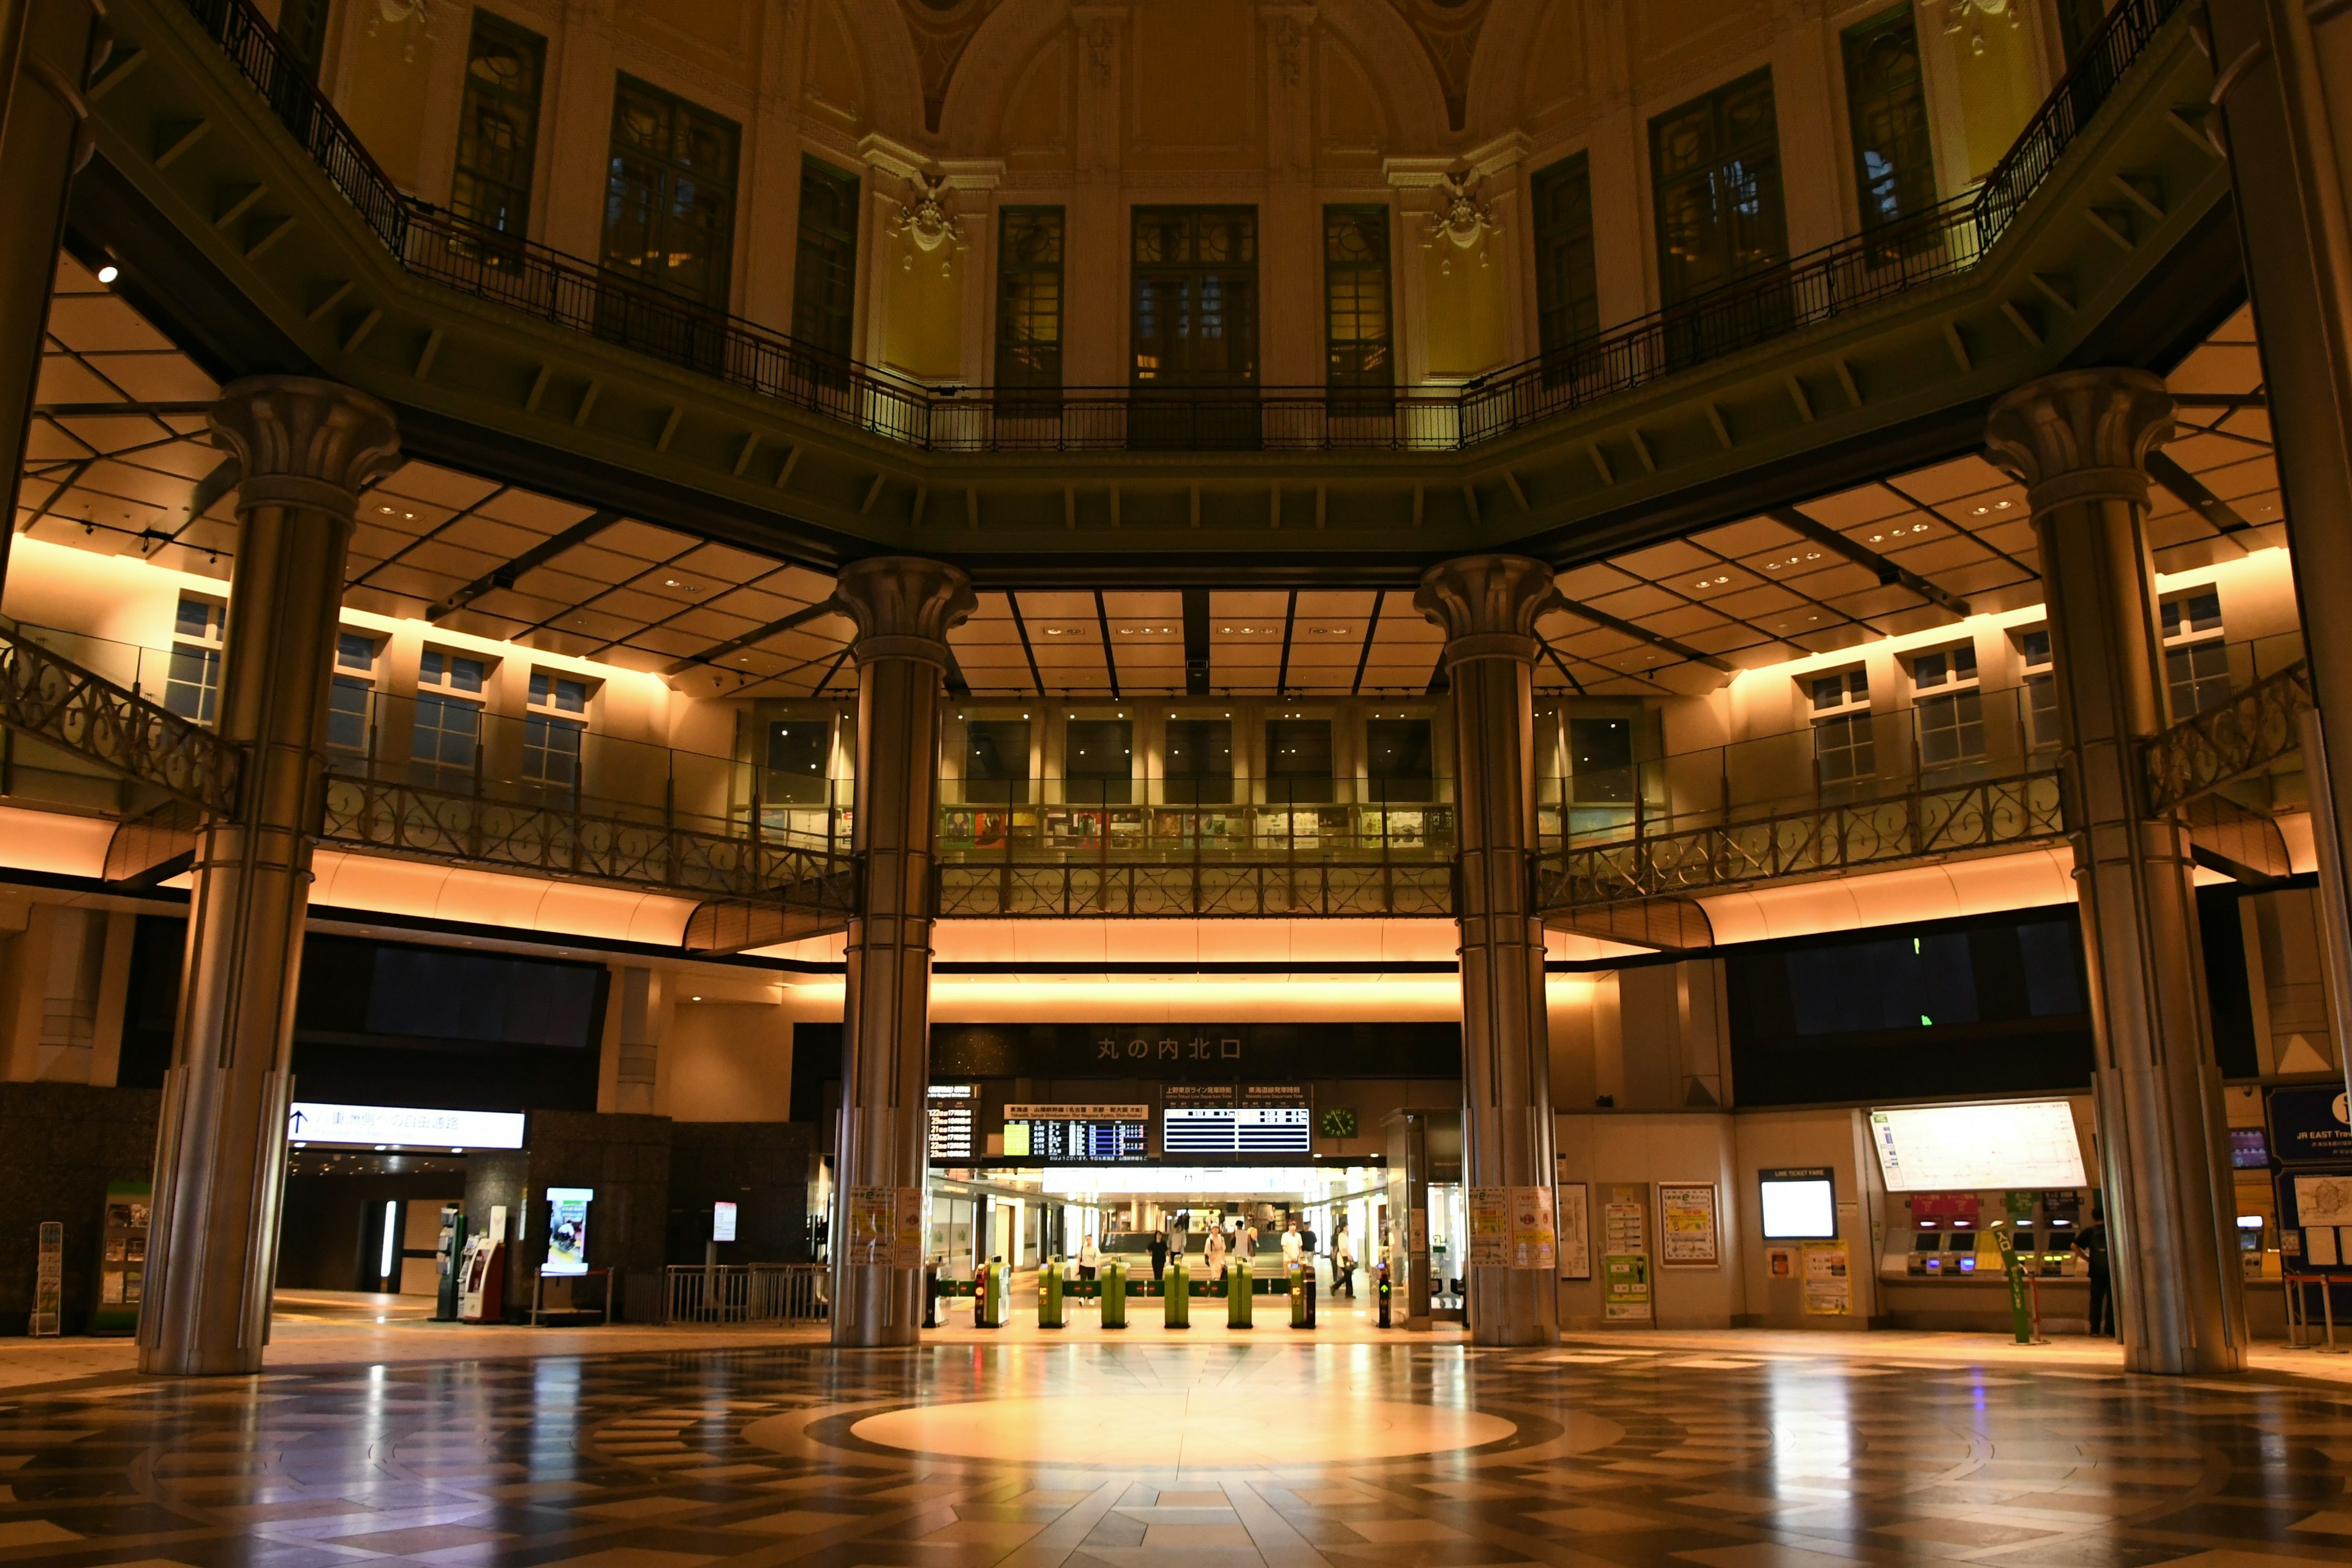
[1417,556,1560,1347]
[829,557,973,1347]
[1987,370,2247,1375]
[140,377,399,1376]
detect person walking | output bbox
[1077,1231,1100,1284]
[2073,1212,2114,1338]
[1148,1230,1168,1284]
[1335,1224,1357,1297]
[1205,1225,1227,1283]
[1281,1219,1304,1270]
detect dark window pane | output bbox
[1366,718,1433,802]
[995,208,1064,407]
[1267,718,1332,804]
[601,77,741,312]
[1531,153,1599,376]
[326,676,371,754]
[1066,719,1131,805]
[1164,718,1232,805]
[451,12,546,238]
[1131,206,1261,386]
[793,156,861,361]
[1568,717,1635,805]
[1323,206,1393,393]
[962,720,1031,805]
[766,718,834,805]
[1842,7,1936,234]
[1649,68,1789,307]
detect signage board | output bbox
[1659,1183,1720,1265]
[1759,1167,1838,1239]
[1162,1103,1310,1155]
[2270,1085,2352,1164]
[1802,1241,1852,1314]
[1868,1100,2086,1192]
[712,1200,737,1243]
[1001,1104,1148,1161]
[288,1102,526,1150]
[543,1187,592,1277]
[926,1083,974,1161]
[1555,1175,1591,1280]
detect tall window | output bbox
[994,208,1064,407]
[1066,718,1133,806]
[327,631,379,765]
[964,718,1031,805]
[1912,643,1985,769]
[2020,629,2061,750]
[793,157,861,361]
[1842,8,1935,236]
[1267,718,1333,805]
[1365,718,1432,804]
[413,650,486,793]
[1810,668,1874,788]
[1164,718,1231,805]
[2057,0,2110,66]
[524,672,587,791]
[164,595,224,725]
[1649,69,1789,307]
[1323,206,1393,397]
[450,12,546,239]
[768,717,835,806]
[277,0,331,81]
[1132,207,1259,386]
[601,77,739,311]
[1531,153,1599,373]
[2161,589,2231,720]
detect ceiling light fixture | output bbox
[97,264,119,284]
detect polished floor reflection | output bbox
[3,1340,2348,1568]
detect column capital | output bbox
[834,556,977,669]
[208,376,401,515]
[1415,554,1559,667]
[1985,368,2174,513]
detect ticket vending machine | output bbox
[433,1205,465,1322]
[458,1205,507,1324]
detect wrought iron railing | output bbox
[1537,770,2067,910]
[2142,659,2313,815]
[159,0,2188,454]
[0,629,240,815]
[937,860,1453,919]
[319,772,854,913]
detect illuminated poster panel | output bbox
[1868,1101,2086,1192]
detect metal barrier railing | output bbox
[662,1263,829,1326]
[159,0,2188,455]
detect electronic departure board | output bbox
[1002,1104,1148,1162]
[1163,1104,1311,1155]
[927,1084,974,1161]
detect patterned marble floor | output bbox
[1,1339,2346,1568]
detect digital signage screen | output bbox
[1868,1101,2087,1193]
[1001,1104,1148,1162]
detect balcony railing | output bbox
[0,622,239,815]
[159,0,2188,454]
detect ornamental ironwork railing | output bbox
[162,0,2186,454]
[320,773,854,914]
[1537,770,2067,910]
[936,860,1453,919]
[2141,659,2313,815]
[0,628,240,815]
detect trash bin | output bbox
[1227,1258,1252,1329]
[1102,1257,1128,1329]
[1164,1257,1189,1329]
[1289,1262,1309,1329]
[1039,1257,1066,1329]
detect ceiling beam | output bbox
[1553,595,1737,674]
[428,507,624,622]
[663,596,842,677]
[2147,450,2255,533]
[1183,588,1210,695]
[1095,589,1120,700]
[1765,505,1972,619]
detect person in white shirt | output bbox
[1204,1226,1227,1282]
[1335,1224,1357,1296]
[1078,1232,1100,1283]
[1280,1220,1304,1269]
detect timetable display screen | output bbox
[927,1084,974,1161]
[1163,1104,1311,1155]
[1002,1104,1147,1162]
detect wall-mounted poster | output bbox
[1557,1180,1591,1280]
[1600,1182,1651,1322]
[1509,1185,1556,1270]
[543,1188,592,1277]
[1659,1183,1721,1267]
[1802,1240,1852,1315]
[1467,1186,1508,1266]
[1603,1253,1651,1321]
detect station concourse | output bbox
[6,0,2352,1562]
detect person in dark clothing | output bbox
[2074,1218,2114,1337]
[1148,1232,1169,1284]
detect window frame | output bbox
[1322,205,1395,399]
[993,206,1065,409]
[1839,5,1937,238]
[1530,151,1600,382]
[1647,67,1790,309]
[451,10,548,242]
[600,74,742,314]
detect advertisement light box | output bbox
[1758,1168,1838,1239]
[288,1102,526,1150]
[1869,1101,2086,1192]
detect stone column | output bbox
[1986,369,2247,1375]
[1416,555,1560,1347]
[2206,0,2352,1092]
[141,378,399,1376]
[829,556,973,1347]
[0,0,105,595]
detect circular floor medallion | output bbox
[848,1393,1517,1467]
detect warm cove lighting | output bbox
[778,973,1597,1019]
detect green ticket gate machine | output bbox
[1164,1257,1189,1328]
[1039,1258,1066,1329]
[976,1261,1009,1329]
[1289,1262,1310,1328]
[1101,1257,1128,1329]
[1227,1259,1253,1328]
[1994,1227,2040,1343]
